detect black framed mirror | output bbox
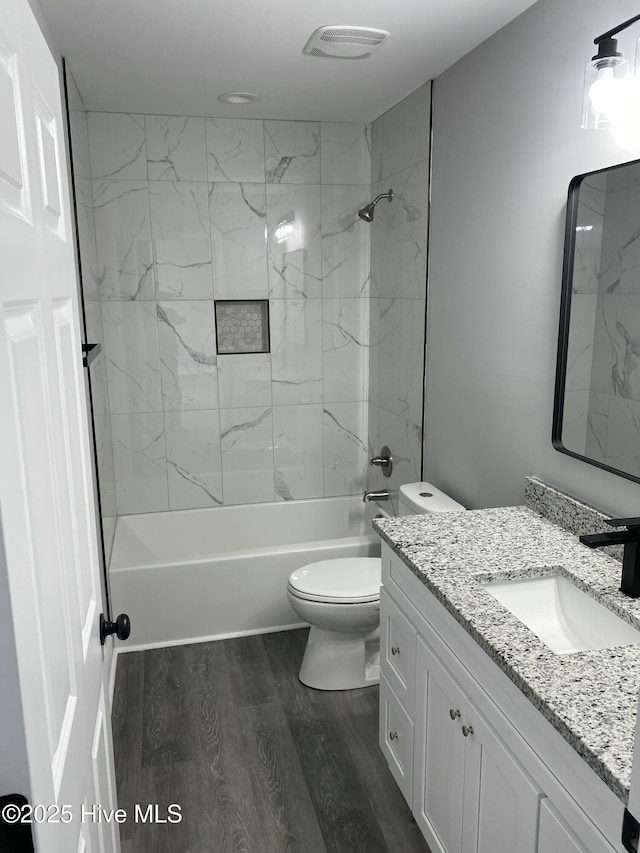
[553,157,640,482]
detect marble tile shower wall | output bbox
[86,113,371,512]
[591,168,640,475]
[66,74,118,561]
[366,83,431,514]
[562,173,605,457]
[565,167,640,476]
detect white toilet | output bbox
[286,482,465,690]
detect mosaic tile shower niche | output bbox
[215,301,270,354]
[76,113,372,512]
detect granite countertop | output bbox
[374,504,640,803]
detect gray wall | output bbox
[26,0,58,59]
[426,0,640,515]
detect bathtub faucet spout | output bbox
[363,490,389,503]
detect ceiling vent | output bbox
[303,26,390,60]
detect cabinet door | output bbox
[414,635,466,853]
[461,702,542,853]
[539,801,587,853]
[380,674,414,805]
[380,587,417,706]
[538,800,618,853]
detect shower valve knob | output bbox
[370,455,391,466]
[100,612,131,645]
[368,446,393,478]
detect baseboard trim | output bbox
[107,645,118,708]
[116,621,309,654]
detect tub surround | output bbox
[66,72,118,562]
[367,83,431,515]
[374,480,640,802]
[81,113,372,515]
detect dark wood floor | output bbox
[112,628,431,853]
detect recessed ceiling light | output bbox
[218,92,261,105]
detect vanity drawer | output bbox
[379,674,414,805]
[380,587,416,707]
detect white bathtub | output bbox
[109,496,382,650]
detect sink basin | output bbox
[481,574,640,654]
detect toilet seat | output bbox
[287,584,380,605]
[288,557,380,604]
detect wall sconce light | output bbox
[582,14,640,129]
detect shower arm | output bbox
[372,189,393,206]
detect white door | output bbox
[0,1,119,851]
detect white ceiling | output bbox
[39,0,538,122]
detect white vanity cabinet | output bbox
[379,544,623,853]
[414,633,542,853]
[379,589,418,803]
[379,674,414,803]
[413,632,466,853]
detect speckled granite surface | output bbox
[525,475,624,562]
[374,498,640,803]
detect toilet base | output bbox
[298,626,380,690]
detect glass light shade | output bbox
[616,39,640,148]
[612,74,640,148]
[581,56,630,129]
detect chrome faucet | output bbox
[363,490,389,503]
[580,516,640,597]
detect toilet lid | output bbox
[288,557,381,603]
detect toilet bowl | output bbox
[287,482,465,691]
[287,557,381,690]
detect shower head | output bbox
[357,203,375,223]
[358,189,393,222]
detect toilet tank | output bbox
[398,482,465,516]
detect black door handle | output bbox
[100,613,130,645]
[82,343,101,368]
